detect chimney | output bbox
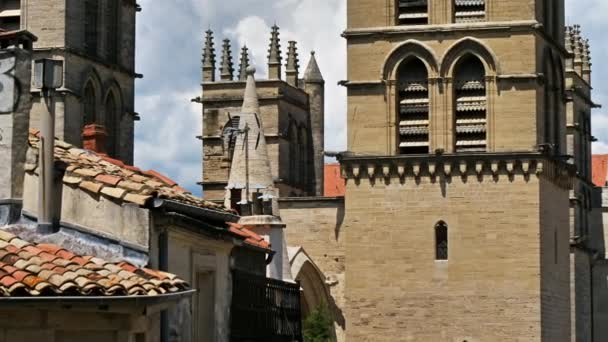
[82,124,108,155]
[33,58,64,234]
[0,30,37,225]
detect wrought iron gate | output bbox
[230,270,302,342]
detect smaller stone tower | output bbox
[202,30,216,83]
[303,52,325,196]
[285,41,299,87]
[219,39,234,81]
[237,46,250,81]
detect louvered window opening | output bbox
[454,0,486,23]
[106,0,120,64]
[398,0,428,25]
[454,57,487,152]
[84,0,99,57]
[398,60,429,155]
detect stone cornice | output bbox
[339,153,574,189]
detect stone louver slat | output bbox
[0,230,188,297]
[455,0,485,6]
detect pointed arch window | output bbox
[454,0,486,23]
[397,0,428,25]
[105,92,118,157]
[83,82,97,126]
[454,54,487,152]
[84,0,99,57]
[435,221,448,260]
[398,57,429,155]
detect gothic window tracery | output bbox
[435,221,448,260]
[397,57,429,155]
[454,0,486,23]
[397,0,428,25]
[454,54,487,152]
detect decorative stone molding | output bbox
[339,153,574,189]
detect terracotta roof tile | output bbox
[24,131,269,249]
[0,232,189,297]
[592,155,608,187]
[324,163,345,197]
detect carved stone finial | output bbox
[202,29,216,82]
[268,25,282,79]
[238,45,250,81]
[285,41,299,87]
[220,39,234,81]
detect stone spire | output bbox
[582,38,592,83]
[219,39,234,81]
[202,29,216,82]
[303,51,324,83]
[226,66,274,196]
[238,45,250,81]
[267,25,282,79]
[303,51,325,196]
[285,41,299,87]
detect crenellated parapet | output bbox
[339,153,574,189]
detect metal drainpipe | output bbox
[159,230,169,342]
[37,88,56,234]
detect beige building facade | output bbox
[340,0,577,340]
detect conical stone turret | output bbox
[303,51,325,196]
[202,30,216,82]
[268,25,282,80]
[220,39,234,81]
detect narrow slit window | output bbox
[83,83,97,126]
[454,55,487,152]
[454,0,486,23]
[398,58,429,155]
[84,0,99,57]
[106,0,120,63]
[435,221,448,260]
[397,0,428,25]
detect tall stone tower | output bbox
[341,0,573,340]
[0,0,139,163]
[199,27,325,200]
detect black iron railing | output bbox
[230,270,302,342]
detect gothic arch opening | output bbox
[397,57,430,155]
[83,81,97,126]
[453,54,487,152]
[104,91,119,157]
[435,221,448,260]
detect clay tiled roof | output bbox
[0,230,188,297]
[27,130,229,213]
[324,164,345,197]
[592,155,608,187]
[226,222,270,249]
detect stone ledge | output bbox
[339,152,574,189]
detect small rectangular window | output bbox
[397,0,428,26]
[454,0,486,23]
[435,222,448,260]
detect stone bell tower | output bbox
[341,0,573,341]
[0,0,139,163]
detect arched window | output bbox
[552,65,563,154]
[289,122,298,185]
[105,92,118,156]
[397,0,428,25]
[435,221,448,260]
[543,61,554,147]
[454,0,486,23]
[106,0,120,63]
[299,127,309,190]
[84,0,99,56]
[454,54,487,152]
[83,82,97,126]
[397,57,429,155]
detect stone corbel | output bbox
[459,161,468,176]
[367,164,376,180]
[491,161,500,176]
[397,163,406,178]
[413,163,421,178]
[475,161,484,176]
[444,163,452,177]
[382,164,391,180]
[428,162,436,177]
[536,161,544,175]
[352,164,361,179]
[521,161,530,175]
[506,160,515,175]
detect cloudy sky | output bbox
[133,0,607,195]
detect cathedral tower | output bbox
[200,27,325,200]
[341,0,572,340]
[1,0,139,163]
